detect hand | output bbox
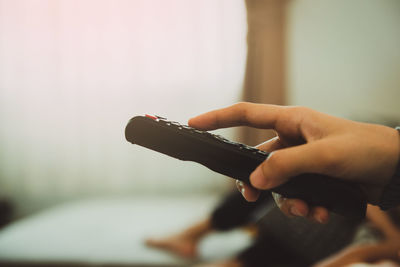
[189,102,400,222]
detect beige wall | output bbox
[0,0,247,215]
[286,0,400,121]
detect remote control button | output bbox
[155,115,167,120]
[145,114,158,120]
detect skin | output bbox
[145,218,212,258]
[313,205,400,267]
[189,102,400,222]
[145,218,245,267]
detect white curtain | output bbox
[0,0,247,213]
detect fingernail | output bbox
[290,206,304,217]
[236,180,245,195]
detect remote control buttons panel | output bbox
[144,115,269,158]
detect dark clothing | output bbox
[211,189,272,231]
[210,191,360,267]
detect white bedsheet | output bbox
[0,196,252,265]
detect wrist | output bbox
[379,127,400,210]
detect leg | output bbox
[146,218,212,258]
[237,233,309,267]
[145,190,272,258]
[210,190,272,231]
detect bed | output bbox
[0,196,252,266]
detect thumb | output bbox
[250,141,331,190]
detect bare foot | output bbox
[145,232,199,259]
[145,219,212,259]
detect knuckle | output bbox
[294,106,312,114]
[229,102,248,124]
[287,106,306,114]
[278,106,311,129]
[233,102,250,122]
[286,106,313,119]
[233,102,249,111]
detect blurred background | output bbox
[0,0,399,266]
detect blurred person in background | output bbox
[314,206,400,267]
[147,200,400,267]
[146,189,359,267]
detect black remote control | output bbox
[125,115,367,219]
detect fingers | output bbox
[188,102,282,130]
[272,192,330,223]
[272,192,309,217]
[259,139,331,223]
[236,180,260,202]
[250,140,332,189]
[238,137,331,223]
[308,206,330,224]
[234,137,283,203]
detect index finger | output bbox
[188,102,283,130]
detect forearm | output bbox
[313,242,400,267]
